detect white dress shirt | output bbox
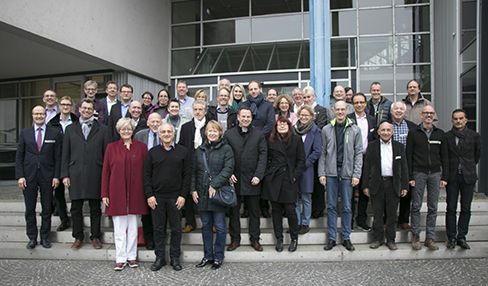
[380,139,393,176]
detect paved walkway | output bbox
[1,258,487,285]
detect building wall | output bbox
[0,0,171,83]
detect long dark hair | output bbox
[269,116,292,143]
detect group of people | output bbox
[15,78,481,272]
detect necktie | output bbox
[152,132,158,149]
[36,128,42,151]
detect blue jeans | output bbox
[295,192,312,226]
[411,171,441,240]
[326,177,353,241]
[200,211,226,262]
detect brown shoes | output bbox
[91,238,103,249]
[250,240,263,252]
[411,234,421,250]
[227,241,240,251]
[369,241,383,249]
[182,225,194,233]
[71,239,82,249]
[398,223,412,230]
[386,241,398,251]
[424,239,439,251]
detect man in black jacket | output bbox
[445,109,481,250]
[406,105,448,251]
[224,106,268,252]
[362,120,408,251]
[107,84,133,141]
[144,122,191,271]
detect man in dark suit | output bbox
[445,109,481,250]
[128,100,147,134]
[362,120,408,250]
[16,106,62,249]
[107,84,134,141]
[61,98,110,249]
[134,112,162,250]
[74,80,108,124]
[178,100,209,233]
[348,93,377,231]
[98,81,120,123]
[47,95,79,231]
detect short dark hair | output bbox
[105,80,117,89]
[169,98,180,107]
[352,92,367,102]
[120,84,133,92]
[238,106,252,116]
[406,79,420,89]
[370,82,381,88]
[452,108,467,118]
[142,91,154,100]
[177,79,187,87]
[80,98,94,107]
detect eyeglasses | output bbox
[60,103,72,106]
[85,88,97,92]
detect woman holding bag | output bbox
[191,120,234,269]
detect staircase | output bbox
[1,182,487,262]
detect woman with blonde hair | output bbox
[229,84,247,110]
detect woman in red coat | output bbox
[101,118,148,271]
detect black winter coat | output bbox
[445,128,481,184]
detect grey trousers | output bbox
[410,171,441,240]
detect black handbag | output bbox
[202,151,237,208]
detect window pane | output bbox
[332,70,349,79]
[204,21,235,45]
[251,14,302,42]
[359,0,391,7]
[0,100,17,143]
[172,24,200,48]
[20,80,50,98]
[251,0,301,16]
[461,66,476,92]
[396,34,430,64]
[241,44,274,71]
[55,81,82,101]
[235,18,251,43]
[213,47,247,73]
[359,8,392,35]
[331,39,349,67]
[21,97,43,128]
[269,42,301,70]
[298,41,310,68]
[0,83,17,99]
[395,5,430,33]
[396,65,431,93]
[330,0,356,9]
[172,0,200,24]
[172,49,200,75]
[360,66,394,93]
[359,36,394,65]
[194,48,222,74]
[203,0,249,20]
[332,10,357,36]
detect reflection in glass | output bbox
[0,100,17,143]
[55,81,82,101]
[395,65,431,93]
[0,83,17,99]
[359,8,392,35]
[172,25,200,48]
[251,0,301,16]
[20,80,50,99]
[172,0,200,24]
[194,48,223,74]
[395,5,430,33]
[358,0,391,8]
[298,41,310,69]
[359,66,393,93]
[332,10,356,36]
[359,36,393,65]
[251,14,303,42]
[204,21,236,45]
[212,47,248,73]
[331,39,349,67]
[396,34,430,64]
[330,0,355,9]
[269,42,301,70]
[332,70,348,79]
[241,44,274,71]
[461,67,476,92]
[203,0,248,20]
[172,49,200,75]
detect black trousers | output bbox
[446,174,475,241]
[370,177,399,243]
[141,214,153,244]
[352,185,369,226]
[152,197,182,259]
[23,175,53,241]
[54,183,69,224]
[183,192,197,228]
[398,185,412,224]
[70,199,101,241]
[229,195,261,243]
[311,175,325,216]
[271,202,299,241]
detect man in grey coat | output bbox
[318,101,363,252]
[61,98,110,249]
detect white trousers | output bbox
[112,215,138,263]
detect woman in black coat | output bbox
[263,117,305,252]
[191,120,234,269]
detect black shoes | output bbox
[41,239,52,248]
[311,211,324,218]
[150,257,166,271]
[357,224,372,232]
[288,239,298,252]
[211,260,223,270]
[457,239,471,250]
[324,240,336,251]
[342,239,355,251]
[56,221,70,231]
[26,239,37,249]
[446,239,457,249]
[196,258,214,268]
[298,225,310,235]
[275,240,283,252]
[145,240,155,250]
[170,258,182,271]
[261,209,271,218]
[241,210,249,218]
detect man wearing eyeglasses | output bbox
[107,84,134,141]
[406,105,448,251]
[74,80,108,124]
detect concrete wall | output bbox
[0,0,171,83]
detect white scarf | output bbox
[194,117,206,149]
